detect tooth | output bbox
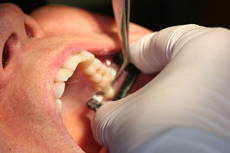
[90,73,102,83]
[79,50,95,61]
[84,64,96,74]
[84,59,103,78]
[83,60,100,75]
[89,66,115,85]
[82,60,116,90]
[103,86,115,98]
[97,64,107,75]
[99,70,113,88]
[59,50,117,100]
[63,55,82,71]
[92,59,103,70]
[106,69,116,83]
[55,68,73,82]
[54,82,65,98]
[110,68,117,78]
[56,99,62,113]
[63,50,95,71]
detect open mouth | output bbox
[32,6,155,152]
[52,48,128,153]
[50,44,154,153]
[54,50,116,112]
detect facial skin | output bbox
[0,3,152,153]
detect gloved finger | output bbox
[90,100,123,146]
[130,24,208,73]
[90,24,230,152]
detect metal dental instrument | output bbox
[112,0,131,83]
[87,0,131,111]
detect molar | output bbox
[90,73,102,83]
[82,59,101,75]
[99,69,115,88]
[103,86,115,98]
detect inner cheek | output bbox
[60,66,155,153]
[61,69,102,153]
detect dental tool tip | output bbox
[87,91,104,111]
[87,98,102,112]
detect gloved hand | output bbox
[91,24,230,153]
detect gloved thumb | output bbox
[89,85,156,153]
[90,100,124,147]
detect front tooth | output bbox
[55,68,73,82]
[56,99,62,113]
[54,82,65,98]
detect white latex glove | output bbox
[91,24,230,153]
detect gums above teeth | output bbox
[54,50,116,111]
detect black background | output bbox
[1,0,229,31]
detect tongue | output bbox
[31,5,153,153]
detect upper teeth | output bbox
[54,50,116,112]
[55,68,73,82]
[54,82,65,99]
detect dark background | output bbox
[1,0,229,31]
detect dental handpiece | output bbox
[87,0,131,112]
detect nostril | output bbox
[2,33,17,69]
[24,23,34,38]
[24,15,44,38]
[2,42,9,69]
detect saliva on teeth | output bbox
[53,50,116,112]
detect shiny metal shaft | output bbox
[112,0,131,83]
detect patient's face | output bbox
[0,3,152,153]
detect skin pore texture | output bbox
[0,3,153,153]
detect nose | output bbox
[0,3,44,70]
